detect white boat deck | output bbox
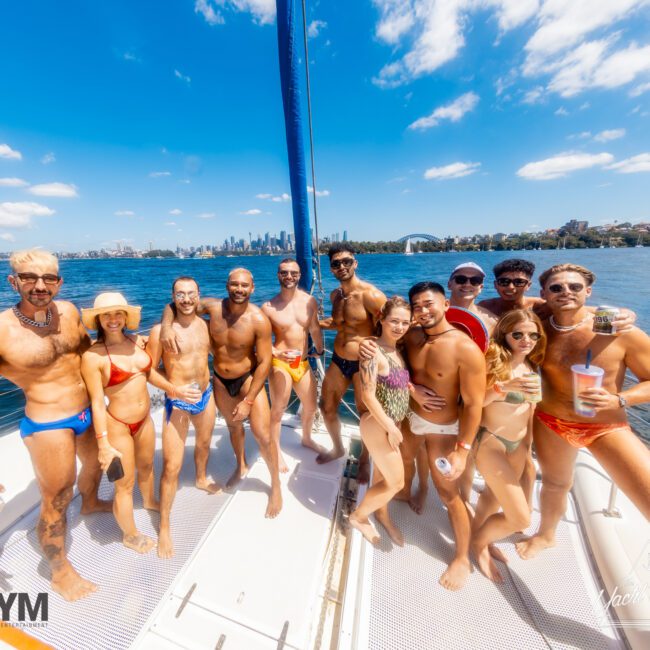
[0,411,350,650]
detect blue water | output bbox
[1,248,648,435]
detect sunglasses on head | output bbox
[279,270,300,277]
[496,277,529,288]
[453,274,483,286]
[548,283,584,293]
[330,258,354,269]
[14,272,60,286]
[510,331,541,341]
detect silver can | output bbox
[593,306,619,335]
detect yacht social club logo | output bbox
[0,592,49,628]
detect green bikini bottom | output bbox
[475,426,524,455]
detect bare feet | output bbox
[226,464,250,488]
[301,437,325,455]
[393,487,411,503]
[195,477,222,494]
[315,447,345,465]
[157,530,174,559]
[515,534,555,560]
[409,487,428,515]
[278,453,289,474]
[471,541,504,583]
[488,543,508,564]
[375,510,404,546]
[143,499,160,512]
[357,459,370,485]
[80,498,113,515]
[439,557,472,591]
[349,513,380,545]
[51,566,97,601]
[123,533,155,554]
[265,486,282,518]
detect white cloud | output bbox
[568,130,591,140]
[630,81,650,97]
[40,152,56,165]
[0,232,16,242]
[174,69,191,84]
[197,212,216,219]
[123,52,140,62]
[114,210,135,217]
[424,161,481,180]
[149,171,172,178]
[554,106,568,116]
[195,0,275,26]
[522,86,545,104]
[240,209,262,215]
[272,193,291,202]
[408,91,479,130]
[165,221,177,226]
[0,144,22,160]
[308,20,327,38]
[516,151,614,180]
[179,179,191,184]
[307,186,330,197]
[0,201,55,228]
[27,182,78,198]
[594,128,626,142]
[169,208,182,215]
[607,153,650,173]
[256,193,272,199]
[0,177,28,187]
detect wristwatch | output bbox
[617,393,628,408]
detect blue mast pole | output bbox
[275,0,313,291]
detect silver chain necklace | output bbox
[12,304,52,328]
[549,314,590,332]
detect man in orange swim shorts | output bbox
[516,263,650,561]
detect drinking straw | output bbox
[585,349,592,369]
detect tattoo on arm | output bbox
[360,356,377,391]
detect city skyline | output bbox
[1,2,650,252]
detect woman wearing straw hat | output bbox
[80,292,200,554]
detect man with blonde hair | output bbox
[0,249,107,601]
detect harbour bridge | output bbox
[396,233,441,243]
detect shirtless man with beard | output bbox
[317,243,386,482]
[516,264,650,560]
[262,259,324,472]
[148,276,220,558]
[0,249,108,601]
[361,282,486,590]
[161,268,281,518]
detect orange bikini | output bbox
[536,410,631,448]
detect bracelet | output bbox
[493,382,505,395]
[456,440,472,452]
[243,398,255,406]
[96,430,108,439]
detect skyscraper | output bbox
[343,230,348,242]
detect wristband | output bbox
[244,398,255,406]
[493,382,505,395]
[96,430,108,439]
[456,440,472,452]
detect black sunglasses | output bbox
[510,331,541,341]
[15,272,60,285]
[548,283,584,293]
[453,275,483,286]
[496,277,529,287]
[330,258,354,269]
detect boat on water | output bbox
[404,239,413,256]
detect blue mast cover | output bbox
[276,0,313,291]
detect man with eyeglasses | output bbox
[516,263,650,561]
[160,268,282,518]
[147,276,218,558]
[317,243,386,479]
[262,259,325,472]
[478,259,543,317]
[447,262,497,333]
[0,249,107,601]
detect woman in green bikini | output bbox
[349,297,412,546]
[471,309,547,583]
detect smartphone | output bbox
[107,457,124,482]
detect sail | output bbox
[275,0,313,290]
[405,238,412,254]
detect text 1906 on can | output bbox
[593,306,619,335]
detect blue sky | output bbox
[1,0,650,252]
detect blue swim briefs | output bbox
[20,407,92,439]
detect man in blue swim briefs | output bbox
[0,248,107,601]
[317,243,386,481]
[147,276,220,559]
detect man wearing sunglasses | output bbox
[447,262,497,334]
[147,276,217,559]
[478,259,543,317]
[262,259,325,472]
[516,263,650,561]
[318,243,386,478]
[0,249,107,601]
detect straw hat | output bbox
[81,292,141,331]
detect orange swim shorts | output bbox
[536,410,631,448]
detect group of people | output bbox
[0,245,648,603]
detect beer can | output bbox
[593,306,619,335]
[524,372,542,403]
